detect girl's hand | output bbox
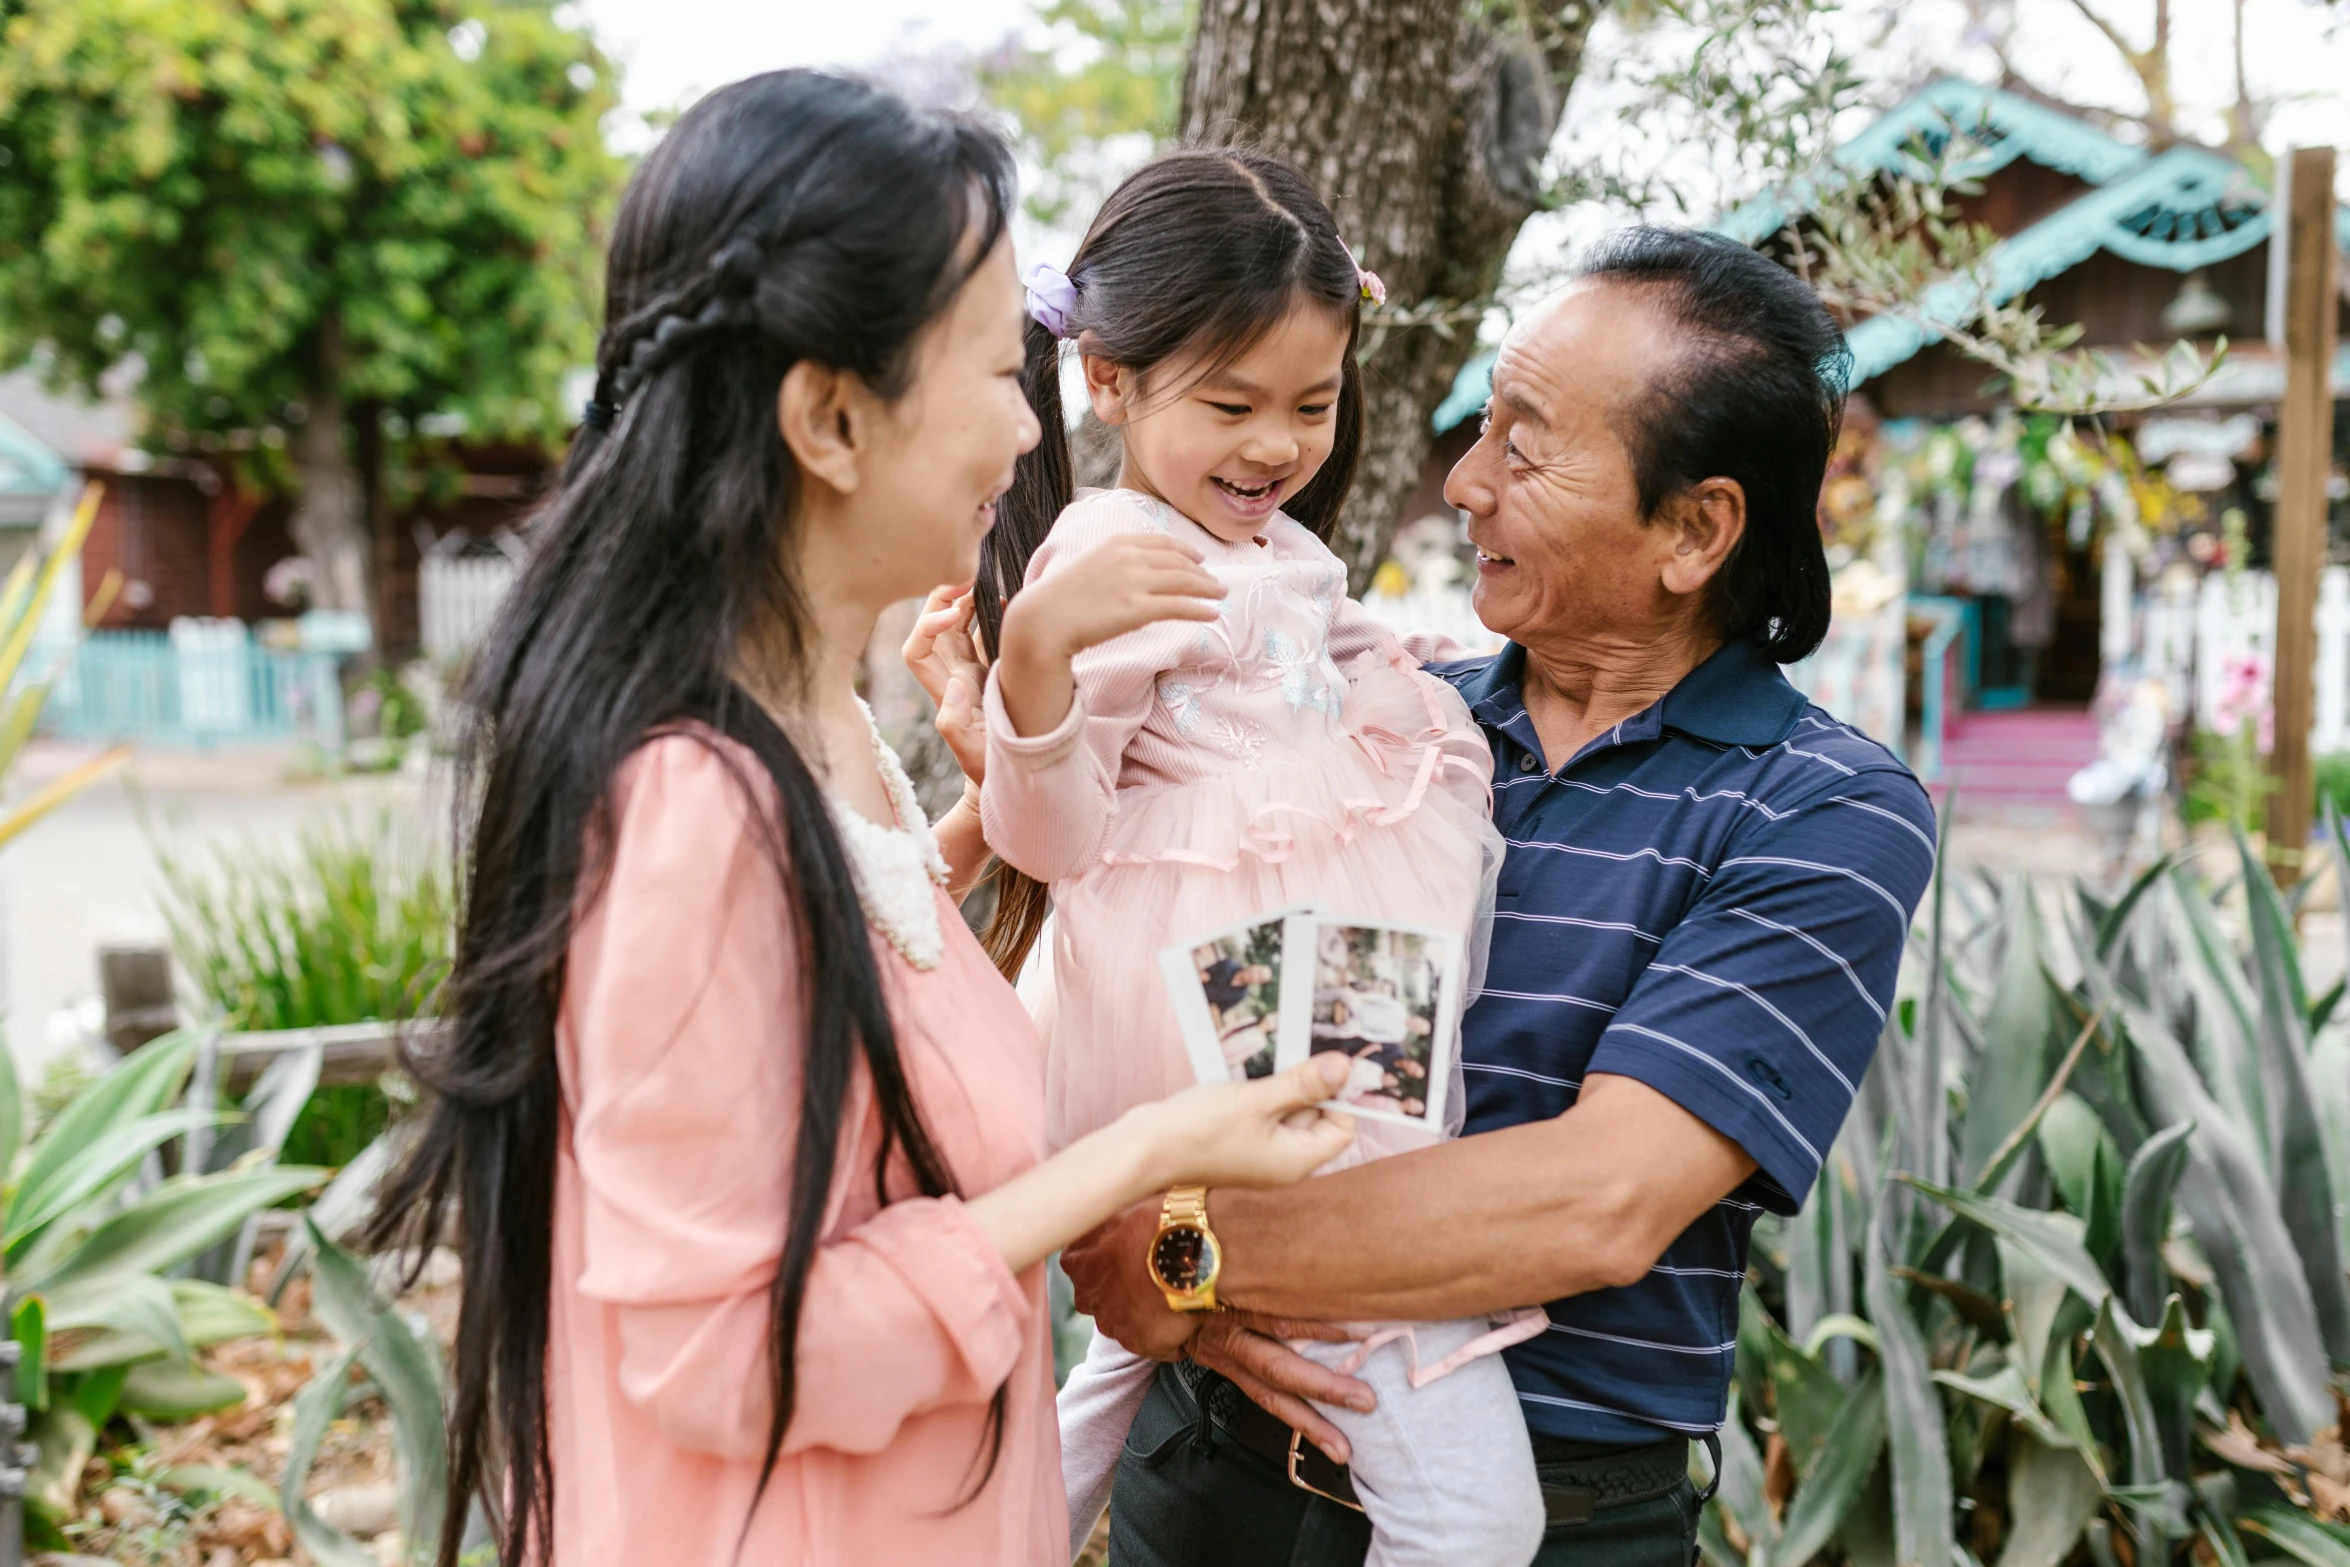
[1135,1054,1355,1192]
[1003,534,1225,664]
[996,534,1225,737]
[902,584,987,785]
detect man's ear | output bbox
[778,360,866,494]
[1659,477,1746,598]
[1080,349,1133,427]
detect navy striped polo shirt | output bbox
[1429,636,1935,1446]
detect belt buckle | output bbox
[1286,1430,1366,1513]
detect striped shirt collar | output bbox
[1456,636,1808,764]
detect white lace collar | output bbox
[827,699,951,971]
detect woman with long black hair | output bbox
[366,70,1355,1567]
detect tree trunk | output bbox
[287,316,371,621]
[1180,0,1593,590]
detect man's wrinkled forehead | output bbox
[1492,278,1672,428]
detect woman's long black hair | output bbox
[972,146,1368,978]
[363,71,1016,1567]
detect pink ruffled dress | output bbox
[980,488,1502,1155]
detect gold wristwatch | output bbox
[1147,1186,1222,1312]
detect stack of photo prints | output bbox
[1160,909,1465,1132]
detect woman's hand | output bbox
[996,534,1225,738]
[1132,1053,1355,1192]
[902,583,988,786]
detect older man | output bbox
[1062,227,1937,1567]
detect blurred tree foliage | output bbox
[0,0,626,626]
[978,0,1193,225]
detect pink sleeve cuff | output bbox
[865,1194,1031,1394]
[981,665,1090,771]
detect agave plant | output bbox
[1714,819,2350,1567]
[0,1030,326,1519]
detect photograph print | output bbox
[1159,913,1292,1085]
[1294,919,1460,1131]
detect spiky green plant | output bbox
[0,1031,327,1524]
[157,815,449,1171]
[1715,818,2350,1567]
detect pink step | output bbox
[1931,708,2098,822]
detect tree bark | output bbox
[1180,0,1593,589]
[287,315,372,621]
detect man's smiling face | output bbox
[1442,280,1698,650]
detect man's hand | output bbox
[1062,1201,1197,1361]
[1061,1200,1374,1465]
[1188,1313,1372,1466]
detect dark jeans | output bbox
[1107,1364,1704,1567]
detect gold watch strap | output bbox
[1160,1185,1210,1229]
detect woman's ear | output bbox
[1080,349,1132,427]
[1659,476,1746,598]
[778,360,866,494]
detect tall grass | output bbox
[156,816,448,1170]
[157,815,450,1033]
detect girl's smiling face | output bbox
[1081,299,1351,544]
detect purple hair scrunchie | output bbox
[1024,261,1079,340]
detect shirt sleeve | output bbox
[980,492,1201,883]
[565,736,1030,1461]
[1582,765,1936,1212]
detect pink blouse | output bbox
[547,732,1064,1565]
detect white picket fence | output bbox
[2137,566,2350,752]
[419,549,520,665]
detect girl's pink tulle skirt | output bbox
[1041,651,1503,1154]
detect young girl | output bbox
[972,149,1547,1567]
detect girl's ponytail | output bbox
[973,314,1072,979]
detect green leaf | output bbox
[2035,1093,2124,1258]
[157,1463,283,1512]
[1709,1385,1778,1564]
[118,1360,247,1419]
[2094,982,2335,1440]
[2038,1337,2098,1465]
[307,1219,448,1551]
[27,1405,93,1521]
[1903,1177,2112,1305]
[41,1272,189,1367]
[10,1294,43,1412]
[4,1107,230,1257]
[1803,1313,1880,1358]
[1778,1368,1888,1566]
[49,1279,274,1372]
[11,1032,201,1230]
[2095,851,2178,959]
[2243,1509,2350,1567]
[1931,1363,2075,1452]
[23,1164,327,1293]
[1998,1237,2068,1403]
[2233,829,2350,1364]
[2089,1295,2200,1555]
[281,1342,375,1567]
[2119,1120,2194,1326]
[1867,1241,1953,1567]
[1998,1432,2105,1567]
[1964,882,2062,1189]
[1765,1306,1857,1481]
[0,1033,22,1191]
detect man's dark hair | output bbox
[1579,226,1851,664]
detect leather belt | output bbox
[1173,1362,1694,1526]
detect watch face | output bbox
[1152,1225,1218,1294]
